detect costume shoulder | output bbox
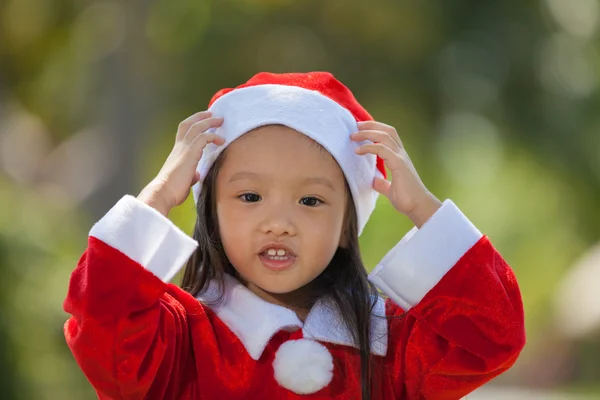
[63,195,209,399]
[370,200,526,399]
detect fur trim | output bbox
[192,83,382,235]
[369,199,482,310]
[197,274,388,360]
[89,195,198,282]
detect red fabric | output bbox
[208,72,387,179]
[64,236,525,399]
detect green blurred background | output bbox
[1,0,599,399]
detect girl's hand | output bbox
[351,121,442,228]
[137,111,224,216]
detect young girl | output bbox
[64,72,526,400]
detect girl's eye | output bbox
[239,193,261,202]
[300,197,322,207]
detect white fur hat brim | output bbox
[191,84,381,235]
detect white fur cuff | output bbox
[368,199,482,310]
[89,195,199,282]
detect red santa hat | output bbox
[192,71,386,235]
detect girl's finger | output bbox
[357,121,403,148]
[183,117,224,142]
[176,111,212,140]
[373,177,391,197]
[350,130,401,152]
[190,133,225,152]
[355,143,404,171]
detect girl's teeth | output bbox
[267,249,287,256]
[264,248,292,260]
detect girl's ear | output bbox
[338,226,349,249]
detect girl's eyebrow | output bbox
[228,171,263,183]
[228,171,337,191]
[301,177,337,191]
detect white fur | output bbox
[273,339,334,394]
[192,83,384,236]
[368,199,483,310]
[196,274,389,360]
[303,296,388,356]
[89,195,198,282]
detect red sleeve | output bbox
[384,237,525,399]
[64,237,199,399]
[369,200,525,399]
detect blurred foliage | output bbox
[0,177,92,399]
[1,0,599,398]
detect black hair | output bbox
[181,144,381,400]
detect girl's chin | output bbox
[244,278,313,306]
[250,281,302,296]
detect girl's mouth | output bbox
[259,250,297,270]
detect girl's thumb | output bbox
[191,171,201,187]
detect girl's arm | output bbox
[64,195,200,399]
[369,200,526,400]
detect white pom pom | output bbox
[273,339,334,394]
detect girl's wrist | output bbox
[137,183,172,217]
[407,192,442,229]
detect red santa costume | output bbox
[64,72,526,399]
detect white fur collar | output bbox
[196,274,388,360]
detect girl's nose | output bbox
[259,207,298,237]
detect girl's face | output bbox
[215,125,348,303]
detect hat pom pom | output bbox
[273,339,334,394]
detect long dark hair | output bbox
[181,148,381,400]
